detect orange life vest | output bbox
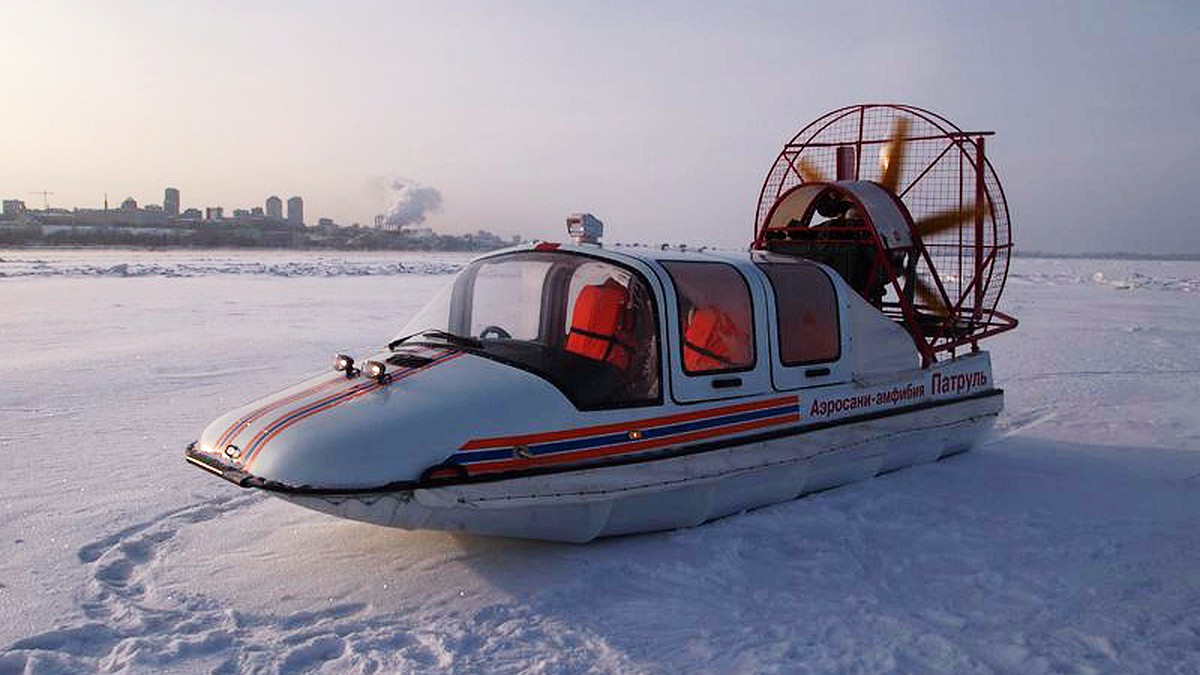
[683,306,749,372]
[565,279,633,370]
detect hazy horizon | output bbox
[3,1,1197,254]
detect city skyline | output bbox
[4,188,310,225]
[2,2,1198,253]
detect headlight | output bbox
[334,353,358,377]
[365,360,388,383]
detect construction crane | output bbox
[27,191,55,209]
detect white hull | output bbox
[280,393,1000,542]
[188,244,1011,542]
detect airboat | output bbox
[186,104,1017,542]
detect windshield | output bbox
[397,251,661,409]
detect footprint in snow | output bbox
[3,492,639,674]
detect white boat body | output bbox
[187,242,1004,542]
[282,388,998,542]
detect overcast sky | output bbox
[2,1,1197,253]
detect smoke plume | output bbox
[384,179,443,228]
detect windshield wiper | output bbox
[388,329,482,351]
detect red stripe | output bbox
[243,352,463,470]
[240,380,379,469]
[244,382,383,469]
[466,411,800,474]
[238,348,452,467]
[214,376,346,451]
[460,395,799,451]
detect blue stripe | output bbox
[454,402,799,465]
[641,404,796,441]
[243,351,456,460]
[244,379,380,457]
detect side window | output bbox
[757,262,840,365]
[660,261,755,375]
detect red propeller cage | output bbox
[752,103,1017,365]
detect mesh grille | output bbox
[755,104,1013,356]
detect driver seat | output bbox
[565,278,633,370]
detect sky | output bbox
[2,1,1197,253]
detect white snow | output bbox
[2,250,1199,674]
[0,249,466,279]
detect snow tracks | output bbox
[0,494,635,674]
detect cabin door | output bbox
[657,259,772,403]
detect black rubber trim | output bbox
[185,388,1002,496]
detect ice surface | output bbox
[0,249,466,279]
[2,251,1199,673]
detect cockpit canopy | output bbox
[398,251,661,409]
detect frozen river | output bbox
[2,249,1199,673]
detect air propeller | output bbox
[754,104,1016,364]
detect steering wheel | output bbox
[479,325,512,340]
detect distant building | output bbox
[400,224,435,239]
[121,197,138,211]
[286,196,303,226]
[317,217,334,228]
[2,199,25,216]
[232,208,251,217]
[180,208,202,220]
[374,214,385,229]
[163,187,180,216]
[205,207,224,221]
[251,206,264,216]
[266,195,283,219]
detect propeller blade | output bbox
[914,206,975,239]
[795,156,828,184]
[879,117,909,194]
[913,275,949,316]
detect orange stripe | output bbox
[239,349,452,467]
[214,376,346,451]
[238,379,376,468]
[243,352,464,471]
[460,395,799,451]
[244,382,383,469]
[467,411,800,474]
